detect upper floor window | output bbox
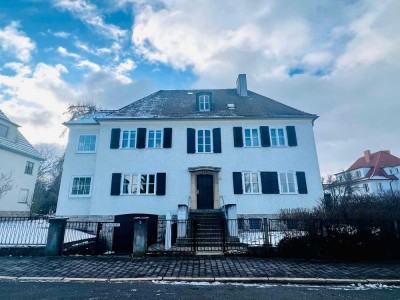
[270,128,285,146]
[198,95,210,111]
[122,173,156,195]
[197,129,212,153]
[377,182,383,192]
[25,161,34,174]
[77,135,97,152]
[0,124,8,138]
[355,170,361,178]
[244,128,260,147]
[70,176,92,197]
[243,172,260,194]
[363,183,369,192]
[279,172,297,194]
[148,130,163,148]
[122,130,136,149]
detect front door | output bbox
[197,175,214,209]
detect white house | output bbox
[0,110,43,216]
[56,75,323,221]
[334,150,400,195]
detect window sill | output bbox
[119,194,157,196]
[279,192,298,195]
[69,195,92,198]
[243,192,262,195]
[76,151,97,154]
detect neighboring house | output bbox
[332,150,400,195]
[56,74,323,221]
[0,110,43,216]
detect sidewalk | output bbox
[1,256,400,285]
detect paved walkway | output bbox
[1,256,400,284]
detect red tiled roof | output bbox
[347,150,400,180]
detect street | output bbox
[1,281,400,300]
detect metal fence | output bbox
[0,217,49,246]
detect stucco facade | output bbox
[57,77,323,219]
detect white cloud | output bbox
[57,46,81,59]
[76,59,101,72]
[53,31,71,38]
[114,58,136,73]
[3,62,32,77]
[53,0,127,40]
[0,21,36,62]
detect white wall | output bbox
[0,148,40,213]
[57,118,324,217]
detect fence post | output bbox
[45,217,68,256]
[165,213,172,250]
[94,222,102,254]
[263,218,269,246]
[177,204,188,238]
[132,217,149,256]
[225,204,238,237]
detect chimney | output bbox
[364,150,371,163]
[236,74,247,97]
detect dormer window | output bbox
[196,92,212,112]
[199,95,210,111]
[0,124,8,138]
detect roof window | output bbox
[0,124,9,138]
[196,92,212,112]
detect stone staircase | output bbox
[175,209,247,253]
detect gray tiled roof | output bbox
[66,89,318,124]
[0,110,43,161]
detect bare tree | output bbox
[0,171,14,200]
[61,101,100,137]
[323,172,360,200]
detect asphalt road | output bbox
[1,281,400,300]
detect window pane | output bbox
[252,173,258,184]
[0,124,8,137]
[148,175,155,194]
[130,131,136,148]
[245,138,251,146]
[271,129,277,146]
[278,129,285,145]
[279,173,288,193]
[252,183,259,193]
[140,175,147,194]
[287,173,295,193]
[205,145,211,152]
[155,131,162,147]
[244,129,251,138]
[198,144,204,152]
[123,175,130,194]
[131,175,138,194]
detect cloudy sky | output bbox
[0,0,399,176]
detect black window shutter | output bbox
[296,172,308,194]
[187,128,196,153]
[137,128,147,148]
[286,126,298,146]
[213,128,222,153]
[110,128,121,149]
[156,173,166,195]
[233,127,243,147]
[261,172,280,194]
[260,126,271,147]
[196,96,200,111]
[163,128,172,148]
[233,172,243,194]
[110,173,121,196]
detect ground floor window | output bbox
[70,177,92,196]
[242,172,260,194]
[377,182,383,192]
[363,183,369,192]
[18,189,30,203]
[122,173,156,195]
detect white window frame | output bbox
[243,128,260,147]
[198,95,210,112]
[147,129,163,148]
[76,134,97,153]
[270,127,286,147]
[18,189,30,203]
[121,173,156,195]
[70,176,93,197]
[120,130,137,149]
[196,129,213,153]
[278,172,298,194]
[0,124,9,138]
[25,161,34,175]
[242,171,261,194]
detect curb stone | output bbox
[0,276,400,285]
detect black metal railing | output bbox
[0,217,49,246]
